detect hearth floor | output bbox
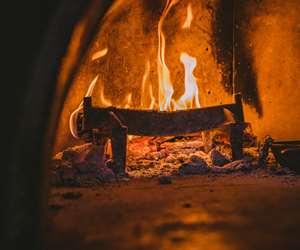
[46,173,300,250]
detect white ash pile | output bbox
[51,143,115,186]
[127,135,210,177]
[51,126,291,186]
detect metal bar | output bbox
[86,104,230,136]
[82,96,244,136]
[80,96,245,167]
[272,141,300,145]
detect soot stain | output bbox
[213,0,234,93]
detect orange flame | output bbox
[156,0,200,111]
[69,75,99,138]
[157,0,200,111]
[69,2,204,138]
[124,93,132,109]
[157,0,178,111]
[141,60,151,109]
[149,83,156,110]
[99,79,112,107]
[176,53,200,109]
[91,47,108,61]
[182,3,193,29]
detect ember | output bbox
[51,125,292,187]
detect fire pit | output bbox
[50,0,262,185]
[77,93,245,173]
[49,0,300,185]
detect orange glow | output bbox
[182,3,193,29]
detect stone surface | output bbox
[46,175,300,250]
[211,166,234,174]
[158,176,172,185]
[62,192,82,200]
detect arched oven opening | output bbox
[5,1,300,250]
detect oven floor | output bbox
[46,173,300,250]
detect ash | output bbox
[127,135,210,177]
[127,135,251,178]
[51,132,292,186]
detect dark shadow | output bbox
[213,0,234,93]
[236,0,263,116]
[214,0,263,116]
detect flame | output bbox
[70,0,203,139]
[176,53,200,109]
[99,79,112,107]
[156,0,200,111]
[141,60,150,109]
[69,75,99,138]
[182,3,193,29]
[91,48,108,61]
[149,84,156,110]
[124,93,132,109]
[157,0,178,111]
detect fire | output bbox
[149,84,156,110]
[157,0,200,111]
[91,48,108,61]
[99,78,112,107]
[69,75,99,138]
[124,93,132,109]
[157,0,178,111]
[182,3,193,29]
[140,60,151,109]
[69,1,202,138]
[176,53,200,109]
